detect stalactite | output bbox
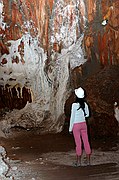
[7,87,13,98]
[0,0,119,136]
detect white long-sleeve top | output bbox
[69,102,89,132]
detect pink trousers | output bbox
[73,122,91,156]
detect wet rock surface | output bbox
[0,128,119,180]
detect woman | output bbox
[69,87,91,167]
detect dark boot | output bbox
[73,155,81,167]
[86,154,90,166]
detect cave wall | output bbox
[0,0,119,136]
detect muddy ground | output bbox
[0,126,119,180]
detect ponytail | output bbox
[75,97,87,116]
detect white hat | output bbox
[75,87,84,98]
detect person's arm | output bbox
[85,103,89,117]
[69,103,75,132]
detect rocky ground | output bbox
[0,126,119,180]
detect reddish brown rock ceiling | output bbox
[84,0,119,65]
[1,0,118,64]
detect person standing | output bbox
[69,87,91,167]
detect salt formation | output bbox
[0,34,86,135]
[0,1,6,30]
[0,0,87,136]
[0,146,13,179]
[114,102,119,123]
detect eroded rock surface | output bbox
[0,0,119,137]
[84,65,119,138]
[0,146,13,179]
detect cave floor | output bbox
[1,128,119,180]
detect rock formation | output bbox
[0,146,13,179]
[0,0,119,137]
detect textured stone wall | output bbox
[0,0,119,136]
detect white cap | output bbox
[75,87,85,98]
[114,102,117,106]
